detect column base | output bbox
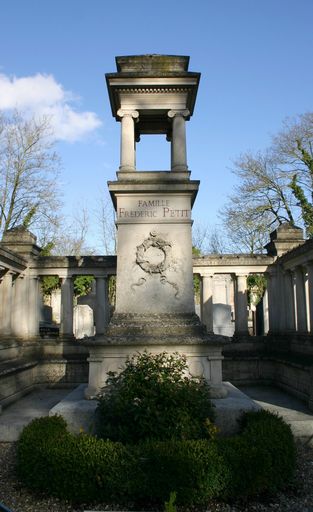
[171,165,188,172]
[233,331,250,339]
[119,165,136,171]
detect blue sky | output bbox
[1,0,313,251]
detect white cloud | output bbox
[0,72,102,142]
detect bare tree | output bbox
[273,113,313,236]
[220,203,271,253]
[0,111,61,242]
[219,148,298,252]
[273,112,313,194]
[51,207,95,256]
[95,194,116,255]
[192,222,227,254]
[221,113,313,247]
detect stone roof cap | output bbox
[269,222,304,241]
[264,222,305,256]
[2,225,37,244]
[115,55,190,74]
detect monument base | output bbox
[49,382,261,437]
[82,313,229,399]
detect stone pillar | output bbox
[117,109,139,171]
[168,109,189,171]
[234,274,249,336]
[11,275,29,337]
[294,266,307,333]
[201,274,214,333]
[267,271,280,333]
[281,270,296,332]
[0,271,14,336]
[263,287,269,334]
[60,276,74,338]
[95,276,109,335]
[306,262,313,333]
[27,276,40,338]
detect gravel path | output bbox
[0,441,313,512]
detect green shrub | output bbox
[96,351,215,443]
[17,415,70,493]
[17,415,137,503]
[218,410,296,499]
[133,439,229,505]
[241,410,296,492]
[17,408,296,505]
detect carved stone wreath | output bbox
[136,231,172,274]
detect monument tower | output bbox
[85,55,226,398]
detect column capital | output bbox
[168,109,190,120]
[117,109,139,121]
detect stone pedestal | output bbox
[85,172,227,398]
[85,313,227,399]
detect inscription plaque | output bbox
[116,194,192,223]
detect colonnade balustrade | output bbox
[267,261,313,335]
[198,263,313,337]
[1,231,313,340]
[2,265,313,340]
[54,274,111,339]
[0,272,39,339]
[0,271,111,340]
[198,272,252,337]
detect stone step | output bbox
[0,359,38,409]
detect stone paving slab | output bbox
[240,385,313,443]
[0,384,313,444]
[0,387,75,441]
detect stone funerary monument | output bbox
[85,55,226,399]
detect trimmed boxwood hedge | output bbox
[17,410,296,505]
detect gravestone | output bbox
[85,55,227,398]
[74,305,95,339]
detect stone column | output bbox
[168,109,190,171]
[0,271,14,336]
[263,287,269,334]
[95,276,109,335]
[267,271,280,334]
[234,274,249,336]
[27,276,41,338]
[60,276,74,338]
[281,270,296,332]
[201,274,214,333]
[11,275,28,338]
[117,109,139,171]
[294,266,307,333]
[306,262,313,333]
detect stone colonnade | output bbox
[2,240,313,340]
[198,272,251,337]
[0,272,42,339]
[58,275,110,338]
[267,261,313,334]
[0,269,112,339]
[1,265,313,339]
